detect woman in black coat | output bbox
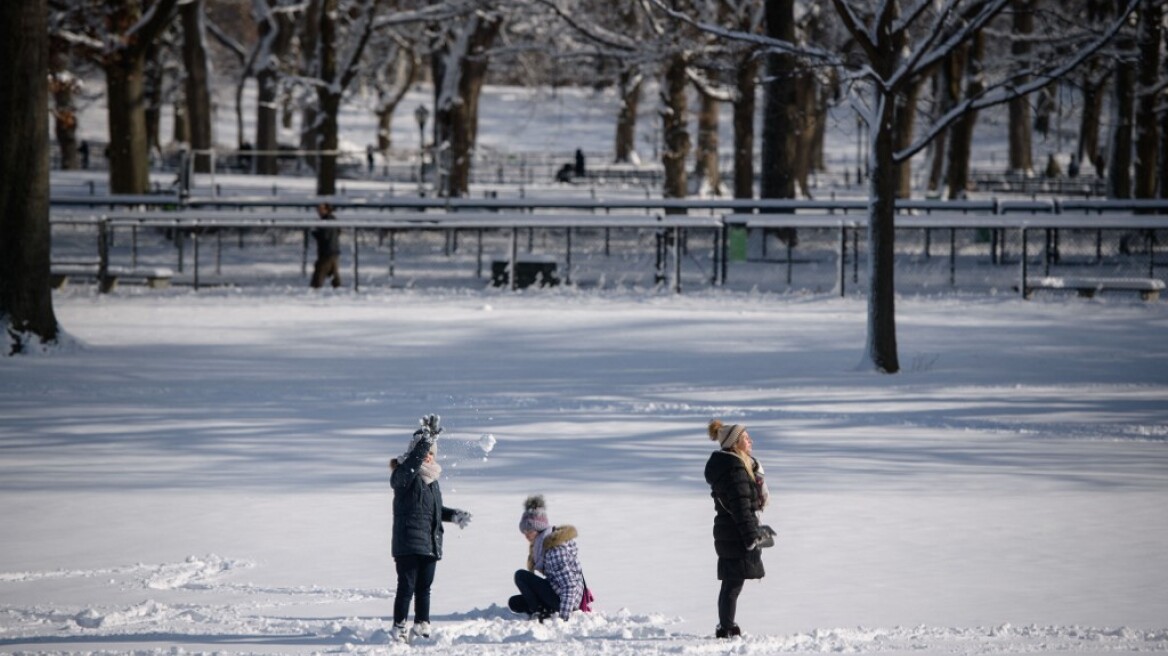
[388,414,471,643]
[704,419,770,638]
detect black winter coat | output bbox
[312,224,340,257]
[704,449,765,580]
[390,437,456,559]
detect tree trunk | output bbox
[693,90,721,196]
[0,0,58,352]
[894,78,921,198]
[1108,33,1136,199]
[1078,74,1106,170]
[614,69,642,163]
[660,53,689,208]
[794,71,817,198]
[182,0,214,173]
[1133,0,1161,199]
[102,0,179,194]
[432,13,501,197]
[144,47,164,159]
[255,3,295,175]
[1160,51,1168,200]
[928,52,961,193]
[1007,0,1035,175]
[50,48,80,171]
[867,91,900,373]
[946,34,984,200]
[732,55,758,199]
[106,59,153,194]
[315,0,339,196]
[760,0,797,204]
[256,71,280,174]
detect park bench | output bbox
[491,257,560,289]
[51,261,174,291]
[1023,276,1164,301]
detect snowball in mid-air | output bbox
[479,433,497,456]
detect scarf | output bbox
[531,527,553,571]
[397,452,442,485]
[754,459,770,511]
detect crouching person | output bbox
[508,495,591,621]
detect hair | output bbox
[708,419,756,482]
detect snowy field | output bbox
[2,286,1167,655]
[8,79,1168,655]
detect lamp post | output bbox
[414,104,429,196]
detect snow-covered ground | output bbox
[2,287,1167,655]
[8,78,1166,655]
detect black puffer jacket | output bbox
[704,449,765,580]
[390,437,456,559]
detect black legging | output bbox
[718,578,745,629]
[509,569,560,615]
[394,555,438,624]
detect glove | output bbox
[757,525,777,549]
[451,509,472,529]
[746,537,763,551]
[418,414,443,439]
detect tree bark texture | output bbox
[1007,0,1034,175]
[660,54,690,208]
[102,0,179,194]
[760,0,797,204]
[1133,0,1161,199]
[0,0,58,352]
[432,12,501,197]
[50,47,80,171]
[733,55,758,199]
[315,0,339,195]
[693,91,721,195]
[946,34,984,200]
[615,69,642,163]
[182,0,214,172]
[1108,36,1135,199]
[255,5,295,175]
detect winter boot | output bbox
[411,621,431,640]
[392,622,409,643]
[715,624,741,639]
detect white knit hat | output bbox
[708,419,746,449]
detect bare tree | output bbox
[1133,0,1162,200]
[1,0,58,353]
[182,0,215,172]
[51,0,181,194]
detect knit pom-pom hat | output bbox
[519,494,550,533]
[708,419,747,450]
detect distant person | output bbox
[310,203,342,289]
[555,163,574,184]
[1067,154,1080,178]
[508,495,591,622]
[79,140,90,169]
[704,419,775,639]
[367,144,375,175]
[389,414,472,643]
[574,148,585,178]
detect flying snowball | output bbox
[479,433,497,456]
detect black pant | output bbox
[311,255,341,288]
[394,555,437,624]
[508,569,559,616]
[718,578,744,628]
